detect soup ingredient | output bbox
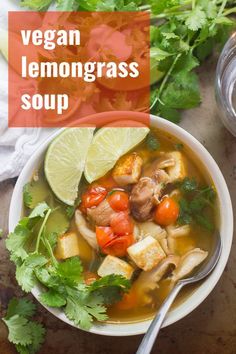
[115,287,138,310]
[177,178,216,231]
[2,298,45,354]
[97,255,134,279]
[145,132,160,151]
[166,224,191,238]
[55,232,80,259]
[44,127,95,206]
[133,255,180,305]
[96,225,134,257]
[112,153,143,186]
[107,190,129,211]
[7,202,131,330]
[110,212,133,235]
[130,177,157,221]
[95,211,134,256]
[75,210,98,250]
[154,197,180,226]
[127,235,166,271]
[171,248,208,282]
[84,127,149,183]
[81,186,107,210]
[136,221,167,241]
[87,199,117,226]
[165,151,187,182]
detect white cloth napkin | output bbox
[0,0,57,182]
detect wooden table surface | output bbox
[0,57,236,354]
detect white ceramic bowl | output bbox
[8,113,233,336]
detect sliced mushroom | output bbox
[133,255,180,305]
[160,238,172,255]
[155,155,176,169]
[136,221,167,241]
[75,210,98,250]
[142,157,174,179]
[166,224,191,238]
[171,248,208,282]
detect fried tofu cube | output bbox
[127,235,166,271]
[112,153,143,186]
[55,232,80,260]
[166,151,187,182]
[97,255,134,279]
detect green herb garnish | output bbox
[6,202,131,330]
[146,132,160,151]
[177,178,216,231]
[2,298,45,354]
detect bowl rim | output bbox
[8,112,233,336]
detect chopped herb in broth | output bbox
[7,127,218,329]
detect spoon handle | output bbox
[136,281,183,354]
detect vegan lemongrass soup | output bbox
[24,128,217,324]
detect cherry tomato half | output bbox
[108,190,129,211]
[81,186,107,211]
[96,226,115,249]
[110,212,134,235]
[102,234,134,257]
[154,197,180,226]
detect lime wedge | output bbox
[85,127,150,183]
[45,128,95,205]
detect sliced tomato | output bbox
[108,190,129,211]
[96,225,134,257]
[96,226,115,249]
[103,234,134,257]
[154,197,180,226]
[110,211,133,235]
[81,186,107,211]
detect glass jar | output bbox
[215,32,236,136]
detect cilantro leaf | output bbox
[5,298,36,320]
[65,205,75,219]
[185,6,207,31]
[178,179,216,231]
[2,298,46,354]
[57,0,77,10]
[6,218,32,261]
[29,202,50,219]
[150,47,173,62]
[89,274,131,293]
[3,315,33,346]
[16,254,48,292]
[88,274,131,305]
[161,70,201,109]
[65,292,107,330]
[23,183,33,208]
[56,256,83,283]
[20,0,53,10]
[17,321,45,354]
[145,132,160,151]
[40,289,67,307]
[179,177,198,192]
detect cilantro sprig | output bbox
[6,201,131,332]
[2,298,46,354]
[177,177,216,231]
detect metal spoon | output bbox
[136,232,222,354]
